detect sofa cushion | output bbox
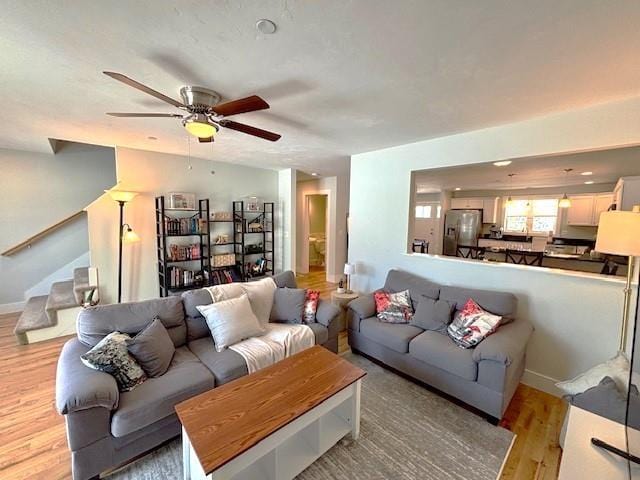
[409,331,478,381]
[270,288,306,324]
[78,296,186,348]
[188,337,248,385]
[181,288,212,319]
[110,347,214,437]
[360,317,424,353]
[126,318,175,378]
[439,285,517,322]
[383,269,440,308]
[410,298,454,333]
[306,322,329,345]
[272,270,298,288]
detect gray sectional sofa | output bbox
[55,271,340,480]
[347,269,533,421]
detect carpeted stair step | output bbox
[73,267,92,304]
[13,295,52,345]
[45,280,78,323]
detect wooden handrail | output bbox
[1,210,86,256]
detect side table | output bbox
[330,291,359,331]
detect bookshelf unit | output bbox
[156,196,212,297]
[233,201,275,280]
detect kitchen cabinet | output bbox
[614,176,640,211]
[451,197,499,223]
[482,197,500,224]
[566,193,614,226]
[451,198,483,209]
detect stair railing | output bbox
[1,210,86,256]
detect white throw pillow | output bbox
[208,282,245,303]
[240,278,277,325]
[197,294,265,352]
[556,352,630,396]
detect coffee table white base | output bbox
[183,380,361,480]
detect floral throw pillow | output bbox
[447,298,502,349]
[374,290,414,323]
[81,332,147,392]
[303,290,321,324]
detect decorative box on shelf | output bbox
[167,192,196,210]
[213,253,236,268]
[211,211,233,221]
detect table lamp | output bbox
[344,263,355,293]
[595,206,640,351]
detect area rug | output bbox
[109,353,514,480]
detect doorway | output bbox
[307,194,328,273]
[413,202,441,253]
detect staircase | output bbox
[14,267,98,345]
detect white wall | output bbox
[0,143,116,306]
[349,96,640,395]
[277,168,296,272]
[87,147,280,304]
[296,175,349,282]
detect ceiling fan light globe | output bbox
[184,113,217,139]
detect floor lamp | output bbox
[106,190,140,303]
[595,206,640,352]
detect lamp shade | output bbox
[123,227,140,244]
[106,189,138,203]
[595,209,640,256]
[344,263,355,275]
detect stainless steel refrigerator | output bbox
[443,209,482,256]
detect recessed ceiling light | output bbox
[455,187,461,191]
[581,171,593,176]
[256,19,277,34]
[584,181,595,185]
[493,160,512,167]
[311,172,319,176]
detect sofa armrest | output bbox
[56,338,119,415]
[348,294,376,319]
[315,299,340,328]
[472,318,533,366]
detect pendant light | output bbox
[505,173,516,206]
[559,168,573,208]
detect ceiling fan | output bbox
[103,71,281,143]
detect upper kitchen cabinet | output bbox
[450,197,499,223]
[566,193,614,226]
[450,198,483,209]
[614,176,640,211]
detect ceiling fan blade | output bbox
[219,120,281,142]
[106,112,183,117]
[103,71,185,108]
[198,136,214,143]
[212,95,269,116]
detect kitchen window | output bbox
[504,198,559,234]
[415,203,441,219]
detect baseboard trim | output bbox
[521,369,562,397]
[0,301,26,315]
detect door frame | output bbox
[300,190,332,281]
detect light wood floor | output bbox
[0,268,565,480]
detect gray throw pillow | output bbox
[126,317,175,377]
[81,332,147,392]
[410,298,454,333]
[270,287,306,324]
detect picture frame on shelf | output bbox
[167,192,196,210]
[245,196,263,212]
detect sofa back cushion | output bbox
[182,289,214,341]
[439,285,517,321]
[272,270,297,288]
[383,269,440,308]
[77,296,186,348]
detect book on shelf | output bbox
[167,266,205,289]
[210,268,240,286]
[164,217,207,235]
[168,243,201,261]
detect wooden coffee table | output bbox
[175,346,366,480]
